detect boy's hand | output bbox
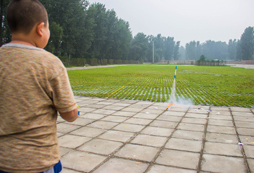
[59,108,78,122]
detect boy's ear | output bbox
[36,22,45,37]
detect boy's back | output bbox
[0,43,77,172]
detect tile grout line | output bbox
[196,106,210,173]
[144,107,191,173]
[229,108,251,173]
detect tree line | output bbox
[0,0,253,64]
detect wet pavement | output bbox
[57,96,254,173]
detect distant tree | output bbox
[163,36,175,60]
[236,40,242,61]
[129,32,148,62]
[185,41,196,60]
[178,46,185,60]
[228,39,237,60]
[240,26,254,60]
[173,41,180,60]
[199,55,206,61]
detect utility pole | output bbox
[152,41,154,64]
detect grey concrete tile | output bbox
[147,165,196,173]
[81,113,105,120]
[210,106,229,111]
[113,103,131,107]
[233,116,254,122]
[58,134,91,148]
[78,100,100,105]
[230,107,252,112]
[103,105,124,111]
[243,145,254,158]
[155,149,200,169]
[188,108,209,114]
[92,109,116,115]
[62,168,82,173]
[93,158,148,173]
[209,115,232,120]
[140,108,164,114]
[131,135,168,147]
[57,116,65,122]
[169,107,189,112]
[172,130,204,141]
[185,113,208,119]
[135,101,154,105]
[96,101,114,105]
[85,104,106,109]
[165,138,202,152]
[140,126,174,137]
[239,136,254,145]
[134,112,158,119]
[115,144,159,162]
[124,118,152,125]
[101,115,128,123]
[57,132,64,137]
[78,107,96,113]
[118,100,138,104]
[77,139,123,155]
[150,120,178,129]
[181,117,207,125]
[70,126,105,138]
[208,119,234,126]
[57,123,81,134]
[232,112,254,117]
[112,111,136,117]
[248,159,254,173]
[98,130,134,142]
[177,123,205,132]
[61,151,107,172]
[235,121,254,129]
[87,120,118,129]
[207,125,236,135]
[65,117,90,126]
[201,154,246,173]
[204,142,242,157]
[209,111,231,116]
[113,123,144,132]
[163,111,185,117]
[156,114,182,122]
[121,107,144,112]
[237,128,254,136]
[206,132,238,144]
[60,147,73,157]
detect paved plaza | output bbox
[57,96,254,173]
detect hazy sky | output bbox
[88,0,254,47]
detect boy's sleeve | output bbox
[48,63,77,113]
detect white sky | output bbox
[88,0,254,46]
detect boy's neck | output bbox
[11,40,36,47]
[11,34,37,47]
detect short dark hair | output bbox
[7,0,48,35]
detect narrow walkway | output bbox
[66,65,127,71]
[57,96,254,173]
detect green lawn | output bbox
[68,65,254,108]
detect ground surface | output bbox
[58,96,254,173]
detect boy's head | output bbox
[7,0,50,48]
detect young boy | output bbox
[0,0,78,172]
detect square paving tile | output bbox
[87,120,118,129]
[177,123,205,132]
[206,132,238,144]
[131,135,168,147]
[140,126,174,137]
[103,105,124,111]
[150,120,178,129]
[155,149,200,169]
[172,130,204,141]
[204,142,242,157]
[188,109,209,114]
[185,113,208,119]
[147,165,196,173]
[60,147,73,157]
[232,112,254,117]
[85,104,106,109]
[112,111,136,117]
[98,130,134,142]
[113,123,145,132]
[81,113,106,120]
[237,128,254,136]
[239,136,254,145]
[78,107,96,113]
[207,125,236,135]
[156,114,182,122]
[209,111,231,116]
[101,116,128,123]
[165,138,202,152]
[93,158,148,173]
[235,121,254,129]
[243,145,254,158]
[140,109,164,114]
[61,151,107,172]
[209,115,232,120]
[70,126,105,138]
[134,113,159,119]
[65,117,90,126]
[62,168,81,173]
[248,159,254,172]
[234,116,254,122]
[230,107,251,112]
[181,117,207,125]
[121,107,144,112]
[201,154,246,173]
[92,109,116,115]
[77,139,123,155]
[208,119,234,126]
[115,144,159,162]
[210,107,229,111]
[124,118,152,125]
[58,134,91,148]
[57,123,81,134]
[163,111,185,117]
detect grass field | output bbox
[68,65,254,108]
